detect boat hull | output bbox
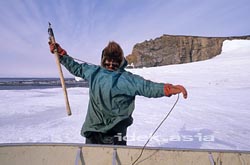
[0,143,249,165]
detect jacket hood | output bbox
[118,58,128,70]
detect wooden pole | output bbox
[48,22,71,116]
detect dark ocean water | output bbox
[0,78,88,90]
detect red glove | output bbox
[164,84,188,99]
[49,42,67,56]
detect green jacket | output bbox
[60,55,166,137]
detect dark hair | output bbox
[101,41,124,67]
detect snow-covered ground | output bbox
[0,40,250,151]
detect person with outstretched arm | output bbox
[49,41,187,145]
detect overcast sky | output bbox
[0,0,249,77]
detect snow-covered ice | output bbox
[0,40,250,151]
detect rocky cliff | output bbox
[126,35,250,68]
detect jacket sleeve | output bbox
[120,72,166,98]
[59,55,97,80]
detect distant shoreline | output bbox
[0,78,89,90]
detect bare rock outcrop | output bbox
[126,35,250,68]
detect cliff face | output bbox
[126,35,250,68]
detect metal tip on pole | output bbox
[48,22,51,28]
